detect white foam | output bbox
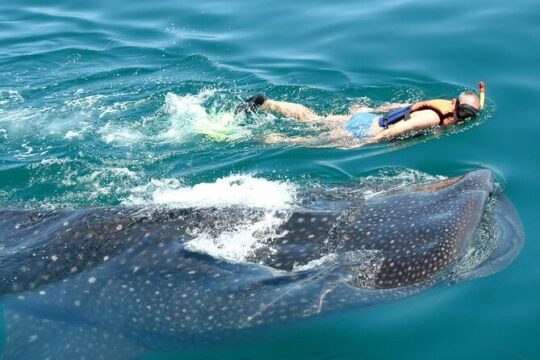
[360,169,445,199]
[38,157,71,166]
[61,167,140,196]
[98,100,134,119]
[125,174,296,210]
[64,94,106,109]
[100,124,144,145]
[85,167,140,182]
[15,142,35,159]
[64,92,150,122]
[64,130,83,140]
[185,212,288,262]
[124,174,297,262]
[0,89,24,106]
[0,108,37,124]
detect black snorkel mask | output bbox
[454,99,480,123]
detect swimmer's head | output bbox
[453,91,480,121]
[458,91,481,110]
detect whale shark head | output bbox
[251,170,504,288]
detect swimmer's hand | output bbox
[235,94,268,114]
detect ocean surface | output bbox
[1,0,539,358]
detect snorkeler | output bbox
[236,84,484,146]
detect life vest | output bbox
[378,99,455,129]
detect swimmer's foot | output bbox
[235,93,268,114]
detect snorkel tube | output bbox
[479,81,485,110]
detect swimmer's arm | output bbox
[349,102,411,114]
[373,102,412,113]
[368,110,439,143]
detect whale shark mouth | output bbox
[0,169,523,357]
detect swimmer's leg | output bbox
[262,101,350,123]
[261,99,320,122]
[262,128,360,147]
[262,133,318,145]
[237,94,349,123]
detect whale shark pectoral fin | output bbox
[2,308,147,360]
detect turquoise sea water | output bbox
[1,0,539,358]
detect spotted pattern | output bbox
[253,170,496,288]
[0,170,523,359]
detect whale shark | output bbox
[0,170,523,359]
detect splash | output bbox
[124,174,297,262]
[158,91,249,142]
[356,168,445,199]
[124,174,297,210]
[0,89,24,106]
[185,211,289,262]
[100,124,145,145]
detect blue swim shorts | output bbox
[343,112,378,138]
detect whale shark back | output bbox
[0,170,523,358]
